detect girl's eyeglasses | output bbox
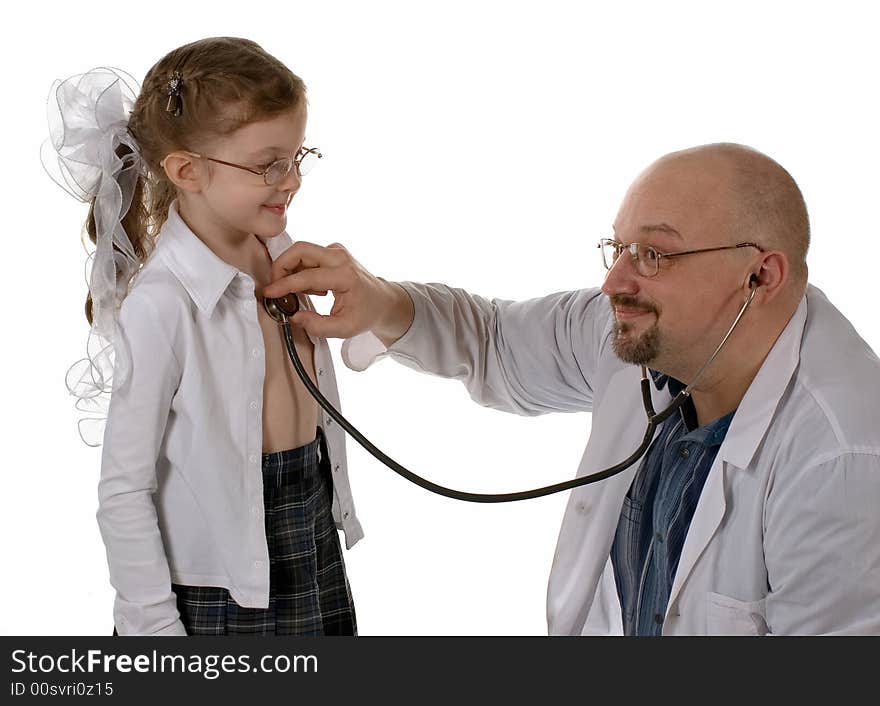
[183,146,322,186]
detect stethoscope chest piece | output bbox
[263,293,300,323]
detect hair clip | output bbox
[165,71,184,117]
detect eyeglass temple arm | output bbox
[662,242,765,260]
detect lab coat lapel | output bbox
[549,363,673,634]
[666,456,726,616]
[665,294,808,616]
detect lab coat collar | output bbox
[719,292,808,470]
[159,201,294,317]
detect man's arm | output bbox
[369,279,415,348]
[343,281,611,416]
[262,241,616,416]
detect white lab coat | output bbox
[343,283,880,635]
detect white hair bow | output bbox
[42,67,144,446]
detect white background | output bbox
[2,0,878,635]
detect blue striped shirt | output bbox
[610,372,735,636]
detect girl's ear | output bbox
[161,152,205,193]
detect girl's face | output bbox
[193,105,308,242]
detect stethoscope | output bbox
[262,279,758,503]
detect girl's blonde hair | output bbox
[84,36,307,323]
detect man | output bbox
[262,143,880,635]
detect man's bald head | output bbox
[653,143,811,285]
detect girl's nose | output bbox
[277,164,302,193]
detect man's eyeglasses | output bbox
[598,238,765,278]
[184,147,323,186]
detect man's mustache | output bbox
[609,295,658,315]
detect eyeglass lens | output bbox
[600,241,659,277]
[298,150,320,176]
[264,150,321,185]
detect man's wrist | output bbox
[372,279,415,348]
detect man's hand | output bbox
[261,241,414,347]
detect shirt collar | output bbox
[649,379,734,441]
[649,370,696,428]
[158,201,294,317]
[649,369,681,394]
[681,408,736,447]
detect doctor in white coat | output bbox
[262,143,880,635]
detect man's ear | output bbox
[161,152,205,193]
[749,250,789,301]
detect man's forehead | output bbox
[611,223,686,250]
[640,223,684,242]
[612,221,682,239]
[614,161,732,242]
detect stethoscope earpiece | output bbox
[263,294,300,323]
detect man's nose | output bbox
[600,252,640,298]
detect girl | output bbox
[45,37,361,635]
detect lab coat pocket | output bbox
[706,592,768,635]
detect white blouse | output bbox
[98,202,362,636]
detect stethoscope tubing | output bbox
[265,284,755,502]
[263,287,760,503]
[280,311,691,502]
[280,322,659,501]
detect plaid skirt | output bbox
[112,430,357,636]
